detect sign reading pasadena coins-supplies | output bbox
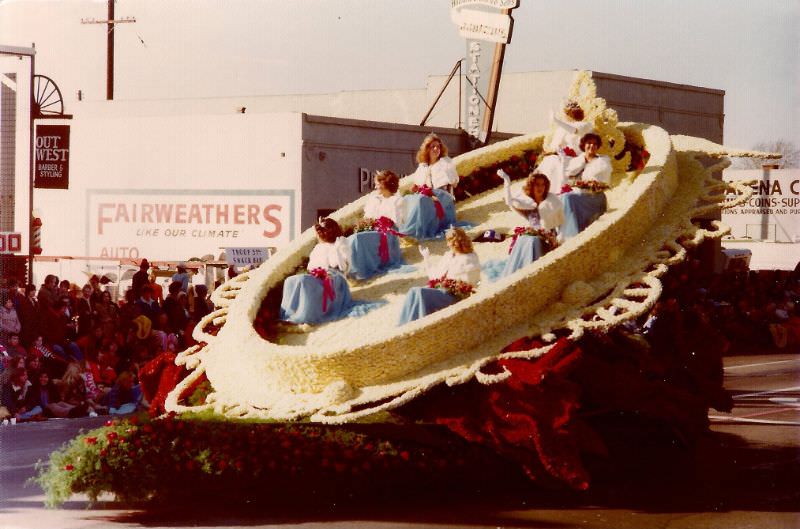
[34,124,70,189]
[87,190,294,260]
[723,169,800,242]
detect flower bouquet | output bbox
[427,277,475,300]
[508,226,558,254]
[572,180,609,193]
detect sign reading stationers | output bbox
[34,124,70,189]
[450,0,519,146]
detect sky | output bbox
[0,0,797,149]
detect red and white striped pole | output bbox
[31,217,42,255]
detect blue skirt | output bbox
[397,286,457,326]
[279,270,352,324]
[560,191,607,239]
[500,234,546,278]
[399,189,457,239]
[347,231,403,280]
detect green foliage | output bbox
[34,412,480,507]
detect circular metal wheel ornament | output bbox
[32,75,65,117]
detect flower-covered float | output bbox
[39,72,780,506]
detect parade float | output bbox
[37,72,779,506]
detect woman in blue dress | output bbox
[279,218,352,324]
[400,134,459,239]
[560,133,612,239]
[397,227,480,326]
[348,170,405,280]
[497,171,564,278]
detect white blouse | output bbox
[410,157,459,190]
[363,191,406,226]
[307,237,350,273]
[425,250,481,285]
[566,155,613,185]
[545,116,593,154]
[502,181,565,230]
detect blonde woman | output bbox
[398,227,480,325]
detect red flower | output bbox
[106,431,118,441]
[84,437,98,445]
[308,267,328,281]
[399,450,410,461]
[560,184,573,194]
[99,449,108,457]
[64,464,74,471]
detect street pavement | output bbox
[1,353,798,529]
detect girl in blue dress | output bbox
[497,171,564,278]
[400,134,458,239]
[397,227,480,326]
[348,170,405,280]
[560,133,612,239]
[279,218,352,324]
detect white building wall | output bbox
[35,111,303,262]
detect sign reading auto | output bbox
[87,190,294,260]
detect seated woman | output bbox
[560,133,613,239]
[280,218,353,324]
[398,227,480,326]
[497,170,564,277]
[348,170,405,280]
[400,133,458,239]
[536,101,593,191]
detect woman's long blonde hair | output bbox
[416,133,448,165]
[445,227,473,254]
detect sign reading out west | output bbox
[34,124,71,189]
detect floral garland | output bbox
[454,150,539,201]
[427,277,475,300]
[352,216,399,234]
[569,180,610,193]
[507,226,558,254]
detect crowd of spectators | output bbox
[0,259,213,423]
[1,256,797,424]
[638,258,800,355]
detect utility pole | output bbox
[81,0,136,100]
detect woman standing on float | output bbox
[497,170,564,277]
[400,134,459,239]
[536,101,593,190]
[560,133,612,239]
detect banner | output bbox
[34,124,70,189]
[87,190,295,260]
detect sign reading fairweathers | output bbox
[723,169,800,242]
[87,190,295,260]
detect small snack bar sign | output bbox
[224,247,270,267]
[0,232,22,254]
[34,124,70,189]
